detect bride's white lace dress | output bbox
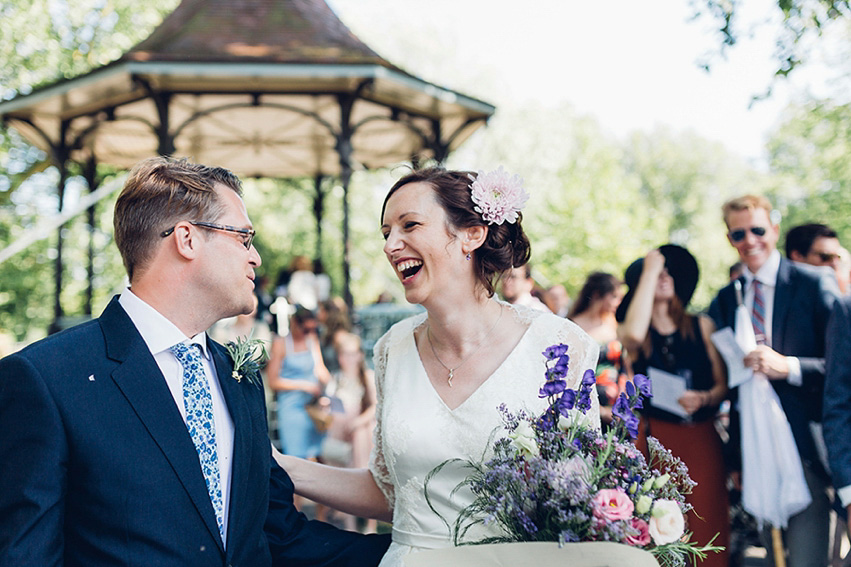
[368,303,600,567]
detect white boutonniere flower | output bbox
[225,337,268,386]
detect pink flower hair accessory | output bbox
[468,166,529,225]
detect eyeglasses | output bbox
[815,252,840,263]
[161,221,256,250]
[728,226,767,243]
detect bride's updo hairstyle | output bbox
[382,166,531,297]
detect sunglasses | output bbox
[728,226,767,243]
[815,252,840,262]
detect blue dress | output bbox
[276,334,324,458]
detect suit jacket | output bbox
[708,257,839,471]
[0,297,389,567]
[824,295,851,499]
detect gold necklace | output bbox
[426,305,503,387]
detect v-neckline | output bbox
[412,317,533,412]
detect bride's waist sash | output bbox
[391,527,453,549]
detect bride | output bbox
[275,166,600,567]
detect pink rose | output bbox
[624,517,651,546]
[592,488,634,521]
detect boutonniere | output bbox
[225,337,268,386]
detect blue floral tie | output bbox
[171,342,224,540]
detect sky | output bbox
[328,0,834,166]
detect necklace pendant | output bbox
[448,369,454,387]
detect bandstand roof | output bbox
[0,0,495,178]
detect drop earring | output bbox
[465,252,472,261]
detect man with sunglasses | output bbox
[709,195,840,567]
[785,223,846,293]
[0,157,389,566]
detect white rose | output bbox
[509,421,539,457]
[648,499,685,545]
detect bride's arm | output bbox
[273,448,393,522]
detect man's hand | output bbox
[743,345,789,379]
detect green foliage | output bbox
[766,99,851,246]
[0,0,179,98]
[693,0,851,82]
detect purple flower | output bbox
[575,389,592,414]
[549,355,570,379]
[540,379,567,398]
[537,410,557,432]
[543,343,569,360]
[581,368,596,387]
[624,413,640,439]
[624,381,643,409]
[634,373,652,397]
[612,392,639,437]
[557,389,577,415]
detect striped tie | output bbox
[752,279,767,345]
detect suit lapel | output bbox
[209,340,253,553]
[773,258,793,350]
[100,298,224,551]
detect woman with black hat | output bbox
[617,245,729,567]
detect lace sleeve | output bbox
[368,328,396,508]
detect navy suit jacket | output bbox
[824,295,851,501]
[0,297,389,567]
[708,256,839,471]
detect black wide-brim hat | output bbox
[615,244,699,322]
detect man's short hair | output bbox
[721,195,773,227]
[113,156,242,281]
[784,223,839,259]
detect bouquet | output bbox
[426,343,722,567]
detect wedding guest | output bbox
[729,261,745,282]
[274,166,600,567]
[318,296,352,374]
[325,331,378,533]
[618,245,729,567]
[0,156,389,566]
[267,307,330,463]
[543,283,571,317]
[785,223,842,271]
[287,255,320,311]
[568,271,628,426]
[824,295,851,534]
[500,262,550,311]
[708,195,839,567]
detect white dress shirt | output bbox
[741,249,802,386]
[119,289,234,546]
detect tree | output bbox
[766,99,851,244]
[692,0,851,85]
[0,0,178,343]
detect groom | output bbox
[0,157,390,566]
